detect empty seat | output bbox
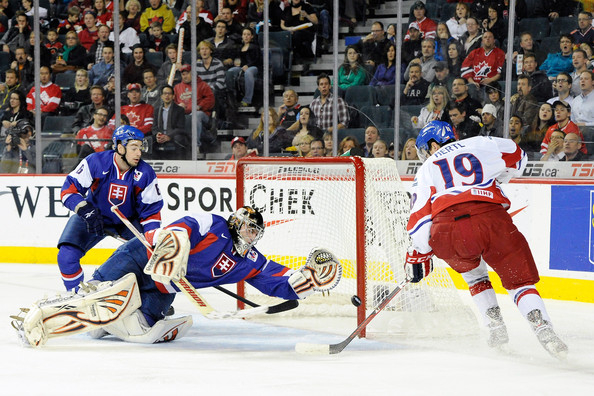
[42,115,76,135]
[145,51,164,69]
[344,85,377,109]
[550,16,577,36]
[518,17,550,41]
[54,72,76,89]
[361,105,393,128]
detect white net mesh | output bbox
[238,157,477,337]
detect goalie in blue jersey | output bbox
[57,125,164,290]
[12,206,342,347]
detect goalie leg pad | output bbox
[103,310,193,343]
[19,273,141,347]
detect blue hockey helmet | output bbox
[415,120,456,162]
[112,125,144,148]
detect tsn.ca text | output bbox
[247,184,315,215]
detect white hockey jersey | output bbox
[407,136,527,253]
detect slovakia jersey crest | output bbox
[211,253,237,277]
[134,170,143,182]
[247,250,258,262]
[108,183,128,206]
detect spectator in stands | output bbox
[26,66,61,119]
[156,44,181,86]
[372,139,389,158]
[227,136,256,160]
[411,85,449,129]
[141,69,163,109]
[522,53,553,103]
[103,74,117,109]
[405,38,437,83]
[360,125,380,157]
[540,35,574,78]
[246,107,292,154]
[449,77,482,120]
[579,42,594,66]
[400,138,418,160]
[402,22,423,66]
[322,130,333,156]
[459,17,482,57]
[0,69,22,114]
[62,68,91,113]
[570,49,589,96]
[296,133,314,157]
[509,114,529,152]
[208,20,239,70]
[197,40,227,118]
[277,88,301,128]
[571,70,594,126]
[124,0,142,32]
[428,61,454,93]
[93,0,112,27]
[288,105,323,145]
[108,83,154,135]
[173,64,214,149]
[58,6,82,35]
[76,106,112,156]
[195,0,216,27]
[45,29,64,64]
[510,74,539,127]
[525,102,556,154]
[461,31,505,100]
[547,72,574,107]
[562,132,587,161]
[513,32,546,70]
[405,1,436,41]
[151,84,189,159]
[541,100,584,157]
[51,31,87,74]
[478,103,501,137]
[482,81,504,120]
[280,0,318,61]
[540,129,566,161]
[338,45,367,93]
[110,11,140,56]
[446,40,464,77]
[1,118,35,173]
[24,31,51,68]
[123,44,157,86]
[448,101,481,139]
[309,138,326,158]
[88,44,115,86]
[140,0,175,33]
[1,91,32,137]
[78,10,99,51]
[226,27,261,107]
[369,42,396,87]
[571,11,594,46]
[337,135,359,155]
[0,11,30,54]
[446,2,469,40]
[402,63,430,106]
[72,85,111,133]
[310,73,350,132]
[434,23,455,62]
[179,10,213,52]
[481,3,505,45]
[214,7,243,44]
[146,21,171,54]
[225,0,249,24]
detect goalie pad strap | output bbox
[104,310,193,343]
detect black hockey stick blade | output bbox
[266,299,299,314]
[295,280,409,355]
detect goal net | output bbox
[236,157,477,337]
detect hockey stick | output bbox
[294,279,410,355]
[109,207,299,318]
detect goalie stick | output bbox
[294,279,410,355]
[109,206,298,318]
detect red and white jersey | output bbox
[26,82,62,113]
[407,136,527,253]
[109,103,154,135]
[76,124,113,152]
[461,47,505,83]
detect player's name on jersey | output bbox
[399,161,594,180]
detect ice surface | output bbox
[2,264,593,395]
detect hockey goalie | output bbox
[11,206,342,347]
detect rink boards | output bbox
[0,174,592,302]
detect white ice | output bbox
[2,263,594,396]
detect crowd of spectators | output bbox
[0,0,593,168]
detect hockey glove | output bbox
[404,248,433,283]
[76,202,104,236]
[288,248,342,299]
[144,229,190,284]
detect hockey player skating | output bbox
[404,120,568,359]
[57,125,163,290]
[12,206,341,347]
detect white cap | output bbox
[481,104,497,118]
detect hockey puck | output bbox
[351,295,362,307]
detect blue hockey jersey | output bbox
[146,213,299,300]
[61,151,163,230]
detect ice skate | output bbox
[486,306,509,348]
[527,309,568,360]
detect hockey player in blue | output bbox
[13,206,342,347]
[57,125,164,290]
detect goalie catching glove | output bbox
[289,247,342,299]
[404,247,433,283]
[144,229,190,284]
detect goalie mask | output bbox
[227,206,265,257]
